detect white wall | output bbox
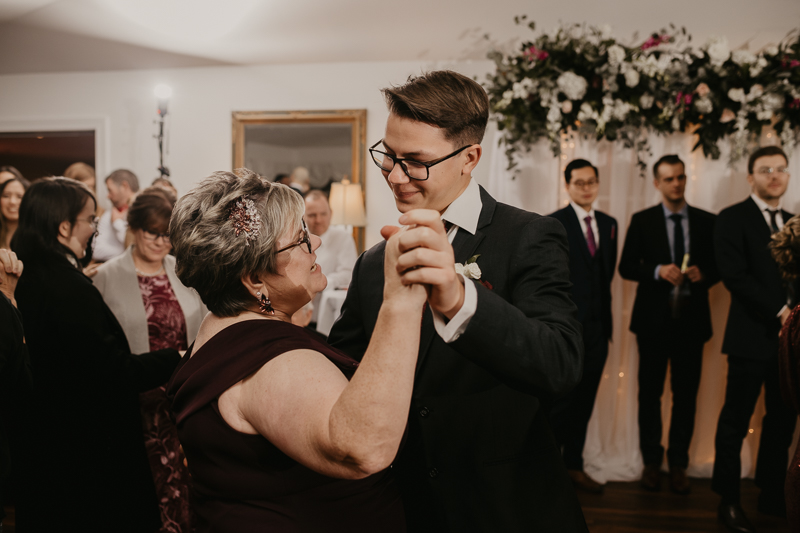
[0,59,495,247]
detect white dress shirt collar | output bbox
[441,178,481,235]
[569,201,595,221]
[750,193,782,213]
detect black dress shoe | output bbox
[718,502,756,533]
[640,464,661,491]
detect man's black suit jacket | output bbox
[716,197,792,358]
[329,187,587,532]
[549,206,617,339]
[618,204,719,343]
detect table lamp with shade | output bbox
[329,177,365,251]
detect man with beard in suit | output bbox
[328,70,587,532]
[619,154,719,495]
[713,145,797,533]
[549,159,617,494]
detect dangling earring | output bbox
[255,291,274,315]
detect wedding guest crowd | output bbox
[94,168,139,262]
[10,178,181,532]
[93,186,206,533]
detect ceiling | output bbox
[0,0,798,75]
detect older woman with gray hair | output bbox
[166,169,425,532]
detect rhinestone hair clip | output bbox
[228,195,261,245]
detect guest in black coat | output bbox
[549,159,617,494]
[10,178,181,533]
[619,154,719,495]
[712,146,797,533]
[0,249,30,529]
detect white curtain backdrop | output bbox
[486,128,800,482]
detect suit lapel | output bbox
[651,206,673,264]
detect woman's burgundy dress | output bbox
[779,305,800,531]
[139,272,193,533]
[167,319,406,533]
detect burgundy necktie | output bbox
[584,216,597,257]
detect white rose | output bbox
[732,50,757,66]
[577,102,595,121]
[624,68,640,88]
[748,84,764,100]
[465,263,482,280]
[502,90,514,100]
[706,36,730,66]
[694,97,713,114]
[612,100,631,121]
[750,56,768,77]
[639,93,655,109]
[557,71,588,100]
[607,44,626,66]
[764,93,784,111]
[756,108,773,121]
[547,105,562,123]
[454,263,466,276]
[764,45,779,56]
[561,100,573,114]
[728,88,746,103]
[671,116,681,131]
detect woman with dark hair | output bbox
[0,165,27,186]
[166,169,425,532]
[11,178,182,533]
[771,215,800,532]
[0,178,28,249]
[93,186,205,533]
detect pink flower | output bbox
[792,60,800,68]
[524,45,549,62]
[675,91,684,105]
[790,99,800,110]
[684,94,693,105]
[720,108,736,123]
[642,34,670,51]
[695,83,710,97]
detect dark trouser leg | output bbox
[755,357,797,498]
[666,341,704,468]
[712,356,767,503]
[560,321,609,471]
[638,336,670,466]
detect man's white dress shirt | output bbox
[93,209,127,262]
[312,225,358,324]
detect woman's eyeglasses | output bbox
[276,220,312,254]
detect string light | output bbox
[749,429,754,434]
[619,372,625,377]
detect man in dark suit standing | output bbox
[619,154,719,495]
[712,145,797,533]
[328,70,587,532]
[549,159,617,494]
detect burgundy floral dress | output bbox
[138,272,193,533]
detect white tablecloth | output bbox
[316,289,348,336]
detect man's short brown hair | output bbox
[105,168,140,193]
[382,70,489,147]
[748,146,788,174]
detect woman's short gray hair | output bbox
[170,168,304,317]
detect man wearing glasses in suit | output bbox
[713,146,796,533]
[328,70,587,532]
[619,154,719,495]
[549,159,617,494]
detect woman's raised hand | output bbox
[381,224,427,308]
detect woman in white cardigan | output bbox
[94,186,206,533]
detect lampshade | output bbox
[329,179,366,226]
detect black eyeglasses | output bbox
[142,229,170,243]
[276,220,312,254]
[369,140,472,181]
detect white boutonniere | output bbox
[454,254,493,290]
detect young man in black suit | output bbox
[619,154,719,495]
[328,71,587,532]
[712,146,797,533]
[549,159,617,494]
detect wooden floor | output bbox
[579,478,789,532]
[2,478,790,532]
